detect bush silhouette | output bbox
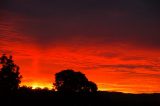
[0,54,22,94]
[54,69,97,92]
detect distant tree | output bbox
[19,86,32,91]
[0,54,22,93]
[54,69,98,92]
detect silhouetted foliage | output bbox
[86,81,98,92]
[0,54,22,94]
[54,69,98,92]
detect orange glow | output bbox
[0,10,160,94]
[0,41,160,93]
[0,34,160,93]
[9,45,159,93]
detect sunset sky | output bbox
[0,0,160,93]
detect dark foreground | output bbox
[1,91,160,106]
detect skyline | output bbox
[0,0,160,93]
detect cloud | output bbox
[100,64,155,69]
[0,0,160,49]
[97,52,120,58]
[121,56,146,61]
[81,64,160,71]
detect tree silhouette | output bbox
[54,69,97,92]
[0,54,22,93]
[87,81,98,92]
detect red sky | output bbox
[0,0,160,93]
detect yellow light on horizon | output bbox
[21,82,53,90]
[32,83,44,89]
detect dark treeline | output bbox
[3,87,160,106]
[0,54,160,106]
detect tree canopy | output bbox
[0,54,22,93]
[54,69,97,92]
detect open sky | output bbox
[0,0,160,93]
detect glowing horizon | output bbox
[1,39,160,94]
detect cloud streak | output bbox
[1,0,160,48]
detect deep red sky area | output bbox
[0,0,160,93]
